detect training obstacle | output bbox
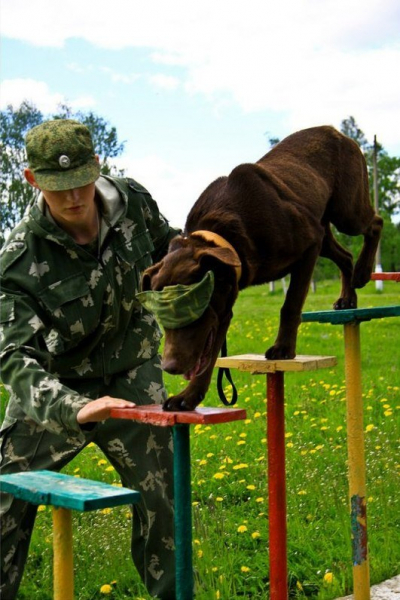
[111,404,247,600]
[302,305,400,600]
[370,272,400,282]
[215,354,337,600]
[0,470,140,600]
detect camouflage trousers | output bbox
[0,364,175,599]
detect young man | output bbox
[0,119,180,599]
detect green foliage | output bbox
[7,281,399,599]
[0,102,126,246]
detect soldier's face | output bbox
[41,183,97,226]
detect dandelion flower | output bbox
[213,472,225,480]
[37,505,46,512]
[247,485,256,490]
[237,525,248,533]
[365,424,375,432]
[241,566,251,572]
[100,584,112,594]
[98,459,107,466]
[323,572,334,584]
[252,531,261,539]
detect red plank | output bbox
[110,405,247,426]
[371,272,400,281]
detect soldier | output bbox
[0,119,180,599]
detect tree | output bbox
[0,102,126,246]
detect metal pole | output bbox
[52,506,74,600]
[173,424,194,600]
[344,323,370,600]
[373,135,383,291]
[267,371,288,600]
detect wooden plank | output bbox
[371,272,400,282]
[111,405,247,425]
[0,471,140,511]
[215,354,337,374]
[302,305,400,325]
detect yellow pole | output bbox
[344,323,370,600]
[52,506,74,600]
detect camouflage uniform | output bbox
[0,174,180,599]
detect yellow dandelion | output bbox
[37,505,46,512]
[247,484,256,490]
[323,572,334,584]
[197,550,203,558]
[98,459,107,466]
[100,584,112,594]
[199,460,207,466]
[241,566,251,572]
[237,525,248,533]
[101,508,112,515]
[365,424,375,432]
[105,466,115,472]
[215,591,220,599]
[384,410,393,417]
[233,463,249,470]
[297,490,307,495]
[285,432,293,438]
[251,531,261,539]
[216,497,224,502]
[213,472,225,480]
[256,497,264,503]
[237,440,246,446]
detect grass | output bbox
[1,279,399,599]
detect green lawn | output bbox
[2,279,399,599]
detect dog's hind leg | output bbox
[320,224,357,309]
[352,213,383,288]
[266,243,321,360]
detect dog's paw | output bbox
[333,294,357,310]
[162,394,199,412]
[265,345,295,360]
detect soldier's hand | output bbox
[77,396,136,425]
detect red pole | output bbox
[267,371,288,600]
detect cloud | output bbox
[0,78,96,113]
[1,0,399,151]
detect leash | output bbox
[217,338,238,406]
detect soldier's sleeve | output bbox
[135,184,181,263]
[0,289,92,436]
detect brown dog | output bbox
[142,126,383,411]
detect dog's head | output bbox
[139,234,241,381]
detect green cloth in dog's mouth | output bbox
[136,270,215,329]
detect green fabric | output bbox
[25,119,101,191]
[136,271,215,329]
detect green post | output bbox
[173,424,194,600]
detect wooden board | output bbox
[111,405,247,426]
[302,305,400,325]
[371,272,400,282]
[0,470,140,511]
[215,354,337,374]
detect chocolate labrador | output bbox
[141,126,383,411]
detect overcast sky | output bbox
[1,0,399,228]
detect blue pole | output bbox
[173,424,194,600]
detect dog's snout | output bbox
[161,358,181,375]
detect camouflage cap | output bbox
[136,271,215,329]
[25,119,101,191]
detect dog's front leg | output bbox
[163,318,231,412]
[265,245,320,360]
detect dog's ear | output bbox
[196,246,241,269]
[141,262,162,291]
[168,235,188,252]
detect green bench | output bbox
[0,470,140,600]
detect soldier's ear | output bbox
[24,169,40,190]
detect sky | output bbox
[1,0,400,228]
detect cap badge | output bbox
[59,155,71,169]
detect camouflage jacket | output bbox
[0,176,180,435]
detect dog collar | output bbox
[189,230,242,283]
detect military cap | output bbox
[136,271,215,329]
[25,119,101,191]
